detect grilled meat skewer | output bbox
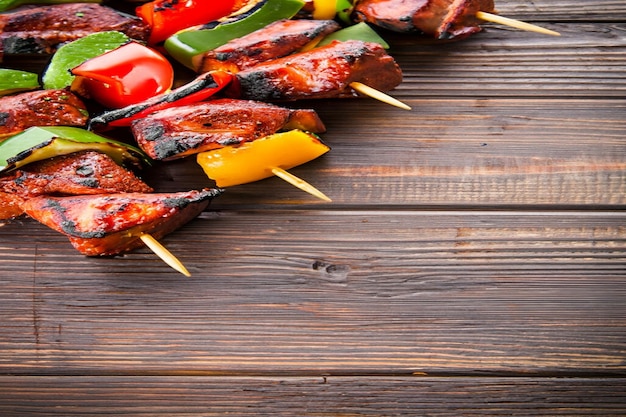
[0,150,153,220]
[195,18,341,74]
[230,40,402,102]
[22,188,222,256]
[353,0,494,39]
[132,98,326,161]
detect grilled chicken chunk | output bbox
[231,40,402,102]
[0,3,150,60]
[0,150,153,219]
[0,89,88,139]
[132,98,326,161]
[22,188,222,256]
[195,18,341,73]
[353,0,495,39]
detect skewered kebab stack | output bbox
[0,0,560,275]
[0,150,152,219]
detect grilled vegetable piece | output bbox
[0,150,153,219]
[0,68,39,96]
[0,126,150,172]
[317,21,389,48]
[89,71,234,129]
[195,18,340,74]
[0,3,150,60]
[22,188,222,256]
[353,0,495,40]
[197,129,330,187]
[42,30,130,90]
[0,90,88,139]
[297,0,353,22]
[131,98,326,161]
[70,41,174,109]
[136,0,238,44]
[230,40,402,101]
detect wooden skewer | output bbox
[270,167,332,202]
[350,82,412,110]
[139,233,191,277]
[476,11,561,36]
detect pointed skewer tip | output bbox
[349,82,411,110]
[270,167,332,202]
[476,11,561,36]
[139,233,191,277]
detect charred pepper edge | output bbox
[88,71,234,129]
[0,126,151,173]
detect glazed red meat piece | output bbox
[195,18,341,73]
[22,188,222,256]
[0,151,153,219]
[231,40,403,101]
[132,98,326,161]
[0,3,149,60]
[0,89,88,138]
[353,0,495,39]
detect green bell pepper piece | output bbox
[335,0,354,24]
[42,31,129,90]
[0,126,150,172]
[317,22,389,48]
[0,69,40,96]
[164,0,305,70]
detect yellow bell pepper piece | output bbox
[196,130,330,187]
[312,0,337,20]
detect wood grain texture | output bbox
[390,25,626,99]
[0,376,624,416]
[1,212,624,374]
[0,1,624,414]
[494,1,626,21]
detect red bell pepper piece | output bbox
[71,41,174,109]
[88,71,235,129]
[137,0,238,45]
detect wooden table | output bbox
[1,1,624,414]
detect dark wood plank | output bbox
[1,211,624,375]
[388,24,626,99]
[0,376,624,416]
[494,1,626,21]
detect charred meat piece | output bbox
[0,3,150,60]
[0,150,153,220]
[0,192,22,221]
[132,98,326,161]
[231,40,402,102]
[353,0,495,40]
[0,89,88,139]
[195,19,341,73]
[22,188,222,256]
